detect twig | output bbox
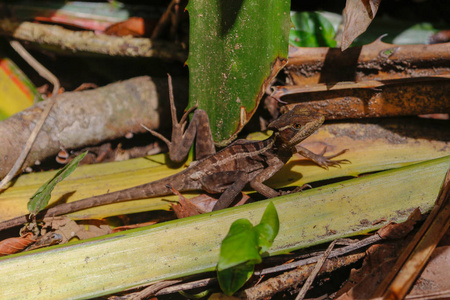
[244,252,365,300]
[112,278,216,299]
[0,41,60,190]
[255,234,381,276]
[155,278,217,296]
[9,41,60,93]
[295,240,337,300]
[126,280,182,300]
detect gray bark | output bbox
[0,76,188,179]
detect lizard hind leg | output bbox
[199,171,249,211]
[141,74,183,151]
[212,174,249,211]
[143,74,216,163]
[166,74,215,162]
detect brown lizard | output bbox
[0,78,347,230]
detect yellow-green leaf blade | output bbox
[0,156,448,299]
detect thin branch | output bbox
[155,278,217,296]
[295,240,337,300]
[125,280,182,300]
[244,252,365,300]
[255,234,381,276]
[0,41,60,190]
[9,41,60,94]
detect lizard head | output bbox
[268,105,325,147]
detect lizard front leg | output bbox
[249,158,286,199]
[145,75,215,163]
[295,145,349,169]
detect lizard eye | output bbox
[292,124,302,130]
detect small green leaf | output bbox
[217,262,254,296]
[27,152,87,215]
[289,30,315,47]
[217,219,261,271]
[259,202,279,238]
[290,12,337,47]
[254,202,279,253]
[217,203,279,295]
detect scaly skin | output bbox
[0,94,347,230]
[46,106,331,213]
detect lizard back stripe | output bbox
[196,137,276,177]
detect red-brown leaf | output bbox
[104,17,157,37]
[0,232,36,256]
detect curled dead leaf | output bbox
[0,232,35,256]
[341,0,381,50]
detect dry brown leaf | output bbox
[335,209,423,298]
[171,192,251,218]
[75,222,112,240]
[341,0,381,50]
[244,252,365,300]
[377,208,422,240]
[336,245,450,300]
[0,232,35,256]
[42,217,112,243]
[171,195,214,218]
[335,237,409,299]
[337,258,396,300]
[430,30,450,44]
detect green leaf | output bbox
[289,30,315,47]
[392,23,437,45]
[217,219,261,271]
[217,203,279,295]
[254,202,279,253]
[27,152,87,215]
[218,262,254,296]
[290,11,337,47]
[187,0,290,146]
